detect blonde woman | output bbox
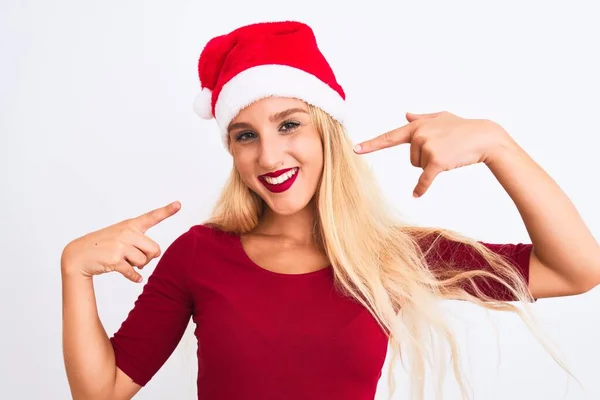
[61,21,600,400]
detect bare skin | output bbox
[61,97,600,400]
[61,201,181,400]
[355,111,600,298]
[241,229,330,275]
[61,94,332,399]
[61,97,329,399]
[229,97,329,274]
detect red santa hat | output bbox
[193,21,346,148]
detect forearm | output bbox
[61,259,117,399]
[485,128,600,291]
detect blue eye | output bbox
[233,120,300,143]
[280,120,300,132]
[235,131,256,142]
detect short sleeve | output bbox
[420,235,533,302]
[109,228,196,386]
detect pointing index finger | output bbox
[354,122,417,154]
[133,201,181,233]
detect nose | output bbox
[257,135,285,171]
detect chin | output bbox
[264,198,309,216]
[259,187,314,216]
[251,174,317,216]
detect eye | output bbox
[280,120,301,132]
[234,131,256,142]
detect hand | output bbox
[61,201,182,283]
[353,111,510,197]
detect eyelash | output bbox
[234,120,301,142]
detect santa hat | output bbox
[193,21,346,149]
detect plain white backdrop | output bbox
[1,0,599,399]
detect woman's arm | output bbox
[61,257,141,400]
[61,201,183,399]
[354,111,600,299]
[485,130,600,299]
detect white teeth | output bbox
[263,168,298,185]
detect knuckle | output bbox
[122,269,135,280]
[118,227,135,238]
[122,226,135,234]
[129,254,145,267]
[381,131,394,144]
[146,209,159,221]
[413,119,425,129]
[413,134,426,147]
[410,151,420,167]
[107,254,122,267]
[422,142,434,154]
[140,251,151,265]
[114,239,127,253]
[429,156,443,168]
[140,254,151,266]
[120,219,136,231]
[103,262,117,273]
[108,243,126,264]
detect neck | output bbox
[254,199,317,246]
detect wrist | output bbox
[60,246,92,281]
[61,264,93,282]
[483,121,521,167]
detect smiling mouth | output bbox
[259,167,299,185]
[259,167,299,193]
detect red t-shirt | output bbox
[110,224,532,399]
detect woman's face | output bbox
[227,97,324,216]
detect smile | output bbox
[259,167,299,193]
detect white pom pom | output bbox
[193,87,213,119]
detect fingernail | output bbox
[354,144,362,152]
[413,191,419,198]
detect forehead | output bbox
[232,97,308,122]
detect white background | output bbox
[1,0,599,399]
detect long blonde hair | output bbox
[204,103,572,399]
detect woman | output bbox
[61,21,600,399]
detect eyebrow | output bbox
[227,107,309,134]
[269,107,308,122]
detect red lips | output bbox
[259,167,297,179]
[259,167,299,193]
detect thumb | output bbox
[406,111,443,122]
[413,165,440,198]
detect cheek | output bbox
[233,153,256,182]
[292,134,323,168]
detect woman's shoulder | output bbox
[188,222,237,241]
[182,222,241,256]
[158,223,239,278]
[163,223,235,257]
